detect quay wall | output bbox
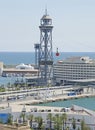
[0,124,30,130]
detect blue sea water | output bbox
[0,52,95,65]
[0,52,35,65]
[35,97,95,110]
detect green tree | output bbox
[7,114,13,125]
[81,119,91,130]
[0,118,3,124]
[72,118,76,130]
[20,112,26,124]
[66,126,70,130]
[53,114,62,130]
[47,113,53,130]
[77,127,80,130]
[28,114,34,128]
[61,113,67,130]
[35,116,44,130]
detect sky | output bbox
[0,0,95,52]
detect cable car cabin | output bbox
[56,52,59,56]
[56,48,60,56]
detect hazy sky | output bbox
[0,0,95,52]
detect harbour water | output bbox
[34,97,95,110]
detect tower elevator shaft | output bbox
[39,11,53,86]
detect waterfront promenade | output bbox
[0,85,95,112]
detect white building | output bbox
[16,63,34,69]
[53,56,95,85]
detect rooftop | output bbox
[58,56,95,64]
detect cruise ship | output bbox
[53,56,95,85]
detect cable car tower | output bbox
[39,9,53,86]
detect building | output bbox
[2,63,39,77]
[0,104,95,130]
[53,56,95,85]
[0,62,3,76]
[16,63,34,69]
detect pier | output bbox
[0,85,95,107]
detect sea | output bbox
[34,97,95,110]
[0,52,95,65]
[0,52,95,110]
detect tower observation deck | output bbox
[39,10,53,85]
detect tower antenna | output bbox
[45,5,47,15]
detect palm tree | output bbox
[53,114,62,130]
[81,119,91,130]
[35,116,44,130]
[20,112,26,124]
[47,113,53,130]
[85,126,91,130]
[0,118,3,124]
[7,113,13,125]
[81,119,86,130]
[72,118,76,130]
[77,127,80,130]
[61,113,67,130]
[27,114,34,128]
[65,126,70,130]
